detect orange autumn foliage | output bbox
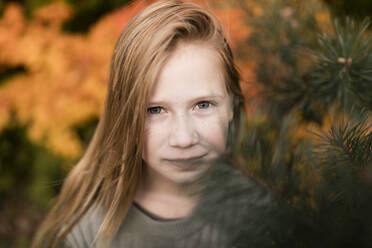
[0,1,149,158]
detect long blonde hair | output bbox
[32,0,244,247]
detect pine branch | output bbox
[244,1,372,122]
[311,109,372,170]
[310,18,372,112]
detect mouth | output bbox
[164,153,207,163]
[163,154,208,169]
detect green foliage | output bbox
[0,116,34,197]
[311,18,372,112]
[0,114,67,207]
[245,0,372,122]
[242,0,325,123]
[307,110,372,247]
[0,114,68,247]
[0,111,98,246]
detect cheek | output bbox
[142,125,167,161]
[197,114,230,151]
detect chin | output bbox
[167,162,209,184]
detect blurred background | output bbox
[1,0,372,247]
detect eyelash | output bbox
[147,101,214,115]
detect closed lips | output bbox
[164,154,207,162]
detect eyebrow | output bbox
[148,94,226,106]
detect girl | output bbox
[32,0,245,247]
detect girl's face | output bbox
[142,42,233,184]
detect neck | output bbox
[134,166,200,219]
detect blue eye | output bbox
[147,106,163,114]
[196,101,210,109]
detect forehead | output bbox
[149,42,227,103]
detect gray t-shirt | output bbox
[63,200,227,248]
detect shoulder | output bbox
[62,206,104,248]
[62,204,146,248]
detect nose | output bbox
[168,113,198,148]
